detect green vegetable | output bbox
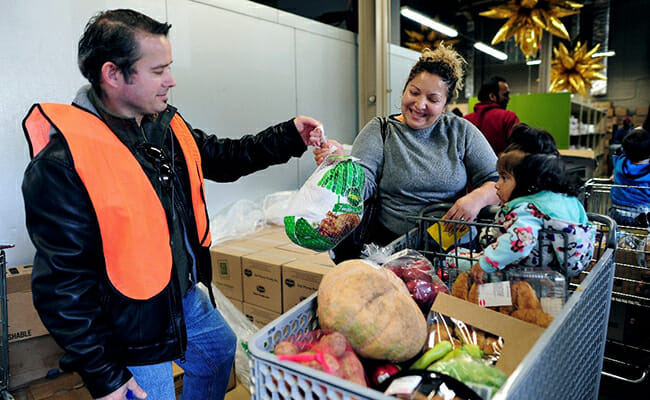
[410,340,453,370]
[462,343,484,359]
[429,354,507,395]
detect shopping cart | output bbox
[582,178,650,385]
[0,244,14,400]
[247,205,616,400]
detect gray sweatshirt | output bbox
[351,112,498,234]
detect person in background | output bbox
[471,145,595,283]
[464,76,520,156]
[612,116,634,145]
[315,44,499,262]
[22,9,324,400]
[609,128,650,227]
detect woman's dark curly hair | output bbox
[402,43,466,105]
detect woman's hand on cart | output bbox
[441,195,484,231]
[470,262,487,284]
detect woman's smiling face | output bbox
[400,71,449,130]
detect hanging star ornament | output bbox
[549,41,607,98]
[404,25,459,53]
[480,0,583,59]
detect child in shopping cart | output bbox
[470,144,596,284]
[609,127,650,228]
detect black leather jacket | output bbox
[22,89,307,397]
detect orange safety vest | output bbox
[23,103,211,300]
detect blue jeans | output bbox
[128,284,237,399]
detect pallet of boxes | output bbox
[5,265,184,399]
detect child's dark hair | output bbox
[622,128,650,162]
[498,151,578,198]
[504,123,559,155]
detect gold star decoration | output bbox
[550,41,607,98]
[480,0,583,59]
[404,25,459,53]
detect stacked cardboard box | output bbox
[210,225,335,328]
[5,265,65,390]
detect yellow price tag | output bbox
[427,222,469,251]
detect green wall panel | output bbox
[468,92,571,149]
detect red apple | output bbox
[401,267,433,283]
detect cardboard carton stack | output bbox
[5,265,65,390]
[210,225,335,328]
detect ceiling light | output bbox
[473,42,508,61]
[592,50,615,58]
[400,6,458,38]
[526,59,542,65]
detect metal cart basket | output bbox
[582,178,650,385]
[247,206,615,400]
[0,244,14,400]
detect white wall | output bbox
[388,44,420,115]
[0,0,357,266]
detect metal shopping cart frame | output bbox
[0,244,14,400]
[247,206,616,400]
[582,178,650,384]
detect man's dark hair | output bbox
[78,9,171,95]
[504,123,559,155]
[622,128,650,162]
[477,76,506,102]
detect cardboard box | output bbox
[9,334,65,389]
[282,260,332,312]
[222,238,274,251]
[636,105,648,116]
[172,361,185,397]
[275,242,319,256]
[23,364,184,400]
[226,297,244,313]
[615,106,628,116]
[25,372,91,400]
[431,294,544,375]
[258,230,291,243]
[210,245,259,301]
[632,115,645,127]
[592,101,612,110]
[300,252,336,267]
[243,302,281,329]
[227,362,236,392]
[242,252,295,313]
[6,264,49,343]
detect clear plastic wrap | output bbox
[382,249,450,314]
[209,199,265,246]
[204,283,258,388]
[449,268,561,328]
[262,190,297,226]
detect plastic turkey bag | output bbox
[284,155,365,251]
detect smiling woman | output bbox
[314,43,500,262]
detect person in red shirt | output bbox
[465,76,520,155]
